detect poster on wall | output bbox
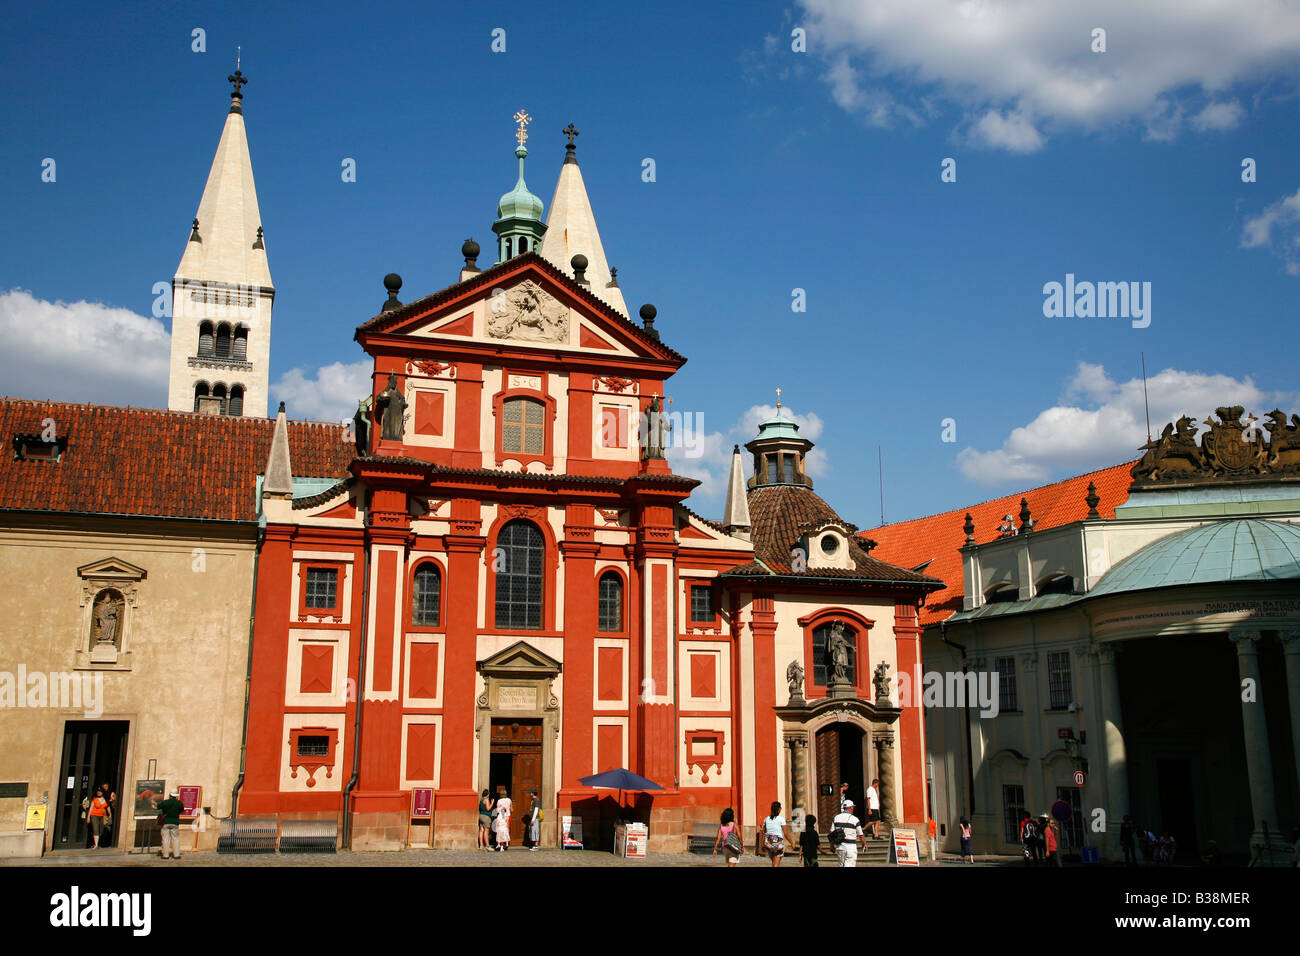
[178,786,202,819]
[561,816,583,849]
[891,827,920,866]
[134,780,166,817]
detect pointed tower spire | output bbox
[167,70,274,418]
[539,124,629,316]
[263,401,293,500]
[722,444,752,539]
[492,109,547,263]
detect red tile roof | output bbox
[860,462,1137,625]
[728,483,942,587]
[1,399,352,522]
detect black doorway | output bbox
[1156,758,1198,861]
[53,721,128,850]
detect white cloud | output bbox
[668,403,829,514]
[0,289,169,406]
[271,361,372,423]
[798,0,1300,148]
[1241,186,1300,275]
[956,362,1279,485]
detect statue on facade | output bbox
[827,620,851,684]
[640,395,671,460]
[786,659,805,703]
[873,660,892,701]
[92,590,123,648]
[375,372,407,441]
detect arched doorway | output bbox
[814,723,869,828]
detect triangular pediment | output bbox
[77,557,148,581]
[356,254,682,367]
[478,640,562,676]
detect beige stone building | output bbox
[0,399,347,857]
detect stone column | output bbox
[1279,631,1300,813]
[785,734,809,814]
[1231,630,1278,841]
[875,730,897,825]
[1094,644,1129,860]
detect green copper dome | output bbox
[754,408,804,442]
[493,145,546,262]
[1089,518,1300,597]
[496,147,544,222]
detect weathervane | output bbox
[514,109,532,147]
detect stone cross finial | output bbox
[563,123,580,146]
[228,68,248,97]
[514,109,532,147]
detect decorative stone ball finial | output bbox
[639,303,659,340]
[1018,497,1034,534]
[462,238,480,269]
[381,273,403,312]
[571,254,589,284]
[963,512,975,545]
[278,400,286,414]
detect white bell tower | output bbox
[167,65,274,418]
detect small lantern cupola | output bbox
[492,109,547,263]
[744,389,814,489]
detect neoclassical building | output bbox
[235,117,943,851]
[869,408,1300,863]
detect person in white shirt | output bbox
[761,801,795,867]
[832,800,864,867]
[865,779,881,838]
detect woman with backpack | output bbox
[760,801,795,867]
[712,807,744,866]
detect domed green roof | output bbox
[1089,518,1300,597]
[496,146,544,223]
[754,408,803,442]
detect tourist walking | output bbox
[799,814,820,867]
[86,790,110,849]
[478,790,494,849]
[1120,815,1137,866]
[761,801,794,867]
[493,790,512,852]
[865,778,882,838]
[157,788,186,860]
[831,800,865,867]
[1045,817,1061,866]
[959,816,974,863]
[712,807,743,866]
[1019,811,1039,865]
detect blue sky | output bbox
[2,0,1298,526]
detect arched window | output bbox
[227,385,244,417]
[232,327,248,361]
[504,238,513,259]
[519,237,528,253]
[198,322,215,356]
[212,383,228,415]
[215,323,232,358]
[412,563,441,626]
[598,571,623,632]
[812,620,856,686]
[495,520,544,629]
[502,398,545,454]
[193,382,210,412]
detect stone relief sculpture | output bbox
[91,590,123,649]
[1131,406,1300,483]
[486,280,569,343]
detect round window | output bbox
[820,534,839,555]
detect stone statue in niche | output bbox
[91,590,124,649]
[486,280,568,342]
[375,372,407,442]
[873,660,892,701]
[826,620,852,684]
[786,659,805,703]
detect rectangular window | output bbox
[781,456,795,483]
[1002,784,1026,844]
[689,584,714,623]
[1047,651,1073,710]
[297,735,330,758]
[305,568,338,610]
[766,457,777,483]
[994,655,1018,712]
[502,398,545,454]
[600,406,628,449]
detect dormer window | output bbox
[12,433,68,462]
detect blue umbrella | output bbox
[579,768,664,792]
